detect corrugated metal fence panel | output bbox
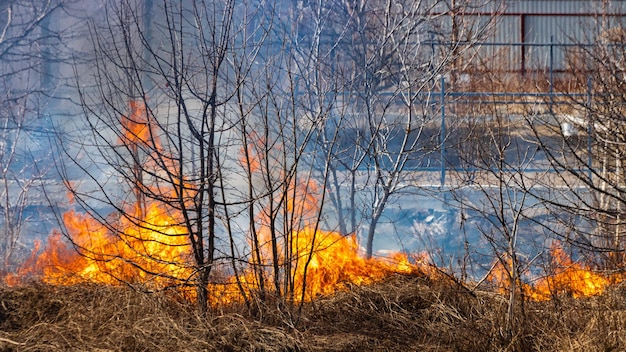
[511,13,626,71]
[524,15,608,70]
[491,15,522,43]
[428,0,626,72]
[479,15,522,71]
[524,15,593,43]
[504,0,626,15]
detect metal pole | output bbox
[441,76,446,188]
[587,77,593,182]
[549,36,554,115]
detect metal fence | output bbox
[413,41,601,185]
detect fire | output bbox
[529,244,610,301]
[7,196,420,303]
[5,100,423,304]
[6,201,192,288]
[121,100,157,147]
[213,175,422,303]
[6,100,619,305]
[290,229,415,299]
[5,102,621,305]
[487,243,611,301]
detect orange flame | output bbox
[7,202,191,288]
[215,176,422,303]
[8,195,421,303]
[487,243,611,301]
[121,100,156,147]
[529,244,610,301]
[10,101,618,304]
[238,130,264,174]
[6,105,424,304]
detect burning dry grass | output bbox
[0,281,301,352]
[1,274,626,351]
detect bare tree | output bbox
[306,0,496,258]
[521,18,626,271]
[227,0,353,313]
[0,0,66,273]
[57,0,342,316]
[55,0,260,313]
[449,97,543,341]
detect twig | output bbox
[0,336,25,346]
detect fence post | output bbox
[587,76,593,183]
[549,36,554,115]
[440,76,446,188]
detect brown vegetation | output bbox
[0,274,625,351]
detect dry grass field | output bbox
[0,273,625,352]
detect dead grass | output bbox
[0,275,625,351]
